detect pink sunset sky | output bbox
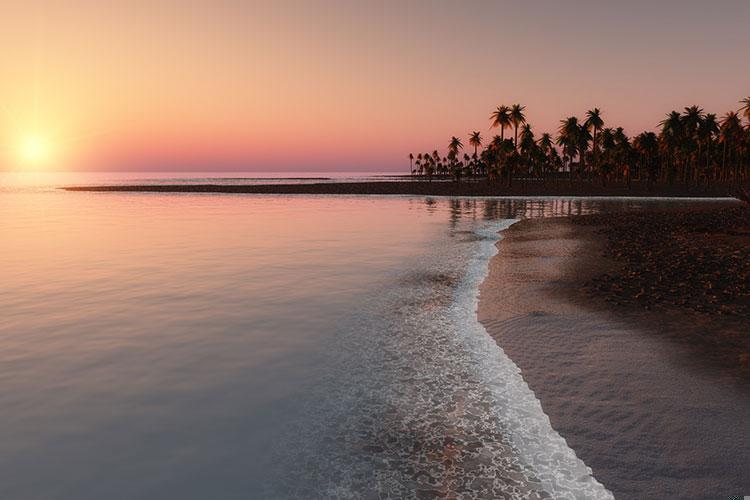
[1,0,748,172]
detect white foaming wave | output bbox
[454,219,614,500]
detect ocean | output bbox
[1,172,728,499]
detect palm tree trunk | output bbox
[592,128,598,181]
[578,148,585,185]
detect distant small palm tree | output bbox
[469,131,482,157]
[409,153,414,175]
[538,133,554,153]
[510,104,526,149]
[490,105,512,141]
[448,136,464,155]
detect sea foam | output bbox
[275,217,613,499]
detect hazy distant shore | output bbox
[63,180,738,197]
[478,208,749,498]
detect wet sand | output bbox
[63,180,736,197]
[478,217,750,499]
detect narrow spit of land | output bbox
[63,180,738,197]
[478,205,749,499]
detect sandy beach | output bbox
[478,215,750,498]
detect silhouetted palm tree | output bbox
[490,106,511,141]
[720,111,743,181]
[659,111,683,184]
[519,124,536,175]
[598,128,616,185]
[740,97,750,124]
[577,124,592,182]
[680,106,705,186]
[510,104,526,149]
[448,136,463,155]
[557,117,581,178]
[634,132,659,189]
[700,114,719,182]
[585,108,604,178]
[447,137,464,181]
[469,131,482,157]
[538,133,554,154]
[612,127,632,186]
[409,153,414,175]
[537,133,555,180]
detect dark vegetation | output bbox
[410,98,750,192]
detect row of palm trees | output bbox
[409,97,750,189]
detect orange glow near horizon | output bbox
[1,1,749,173]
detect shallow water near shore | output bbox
[0,180,736,499]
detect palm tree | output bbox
[469,131,482,157]
[585,108,604,179]
[488,135,515,185]
[598,128,616,186]
[510,104,526,149]
[537,133,555,181]
[424,158,434,182]
[700,113,719,182]
[538,133,554,154]
[557,117,580,178]
[490,106,511,141]
[719,111,743,182]
[448,136,464,155]
[447,137,464,181]
[659,111,683,184]
[409,153,414,175]
[634,132,659,189]
[488,135,504,155]
[612,127,631,186]
[519,124,536,176]
[740,97,750,124]
[488,135,505,182]
[680,105,705,186]
[577,124,592,182]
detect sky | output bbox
[1,0,748,172]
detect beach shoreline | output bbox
[62,180,739,198]
[477,212,749,498]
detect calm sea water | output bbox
[0,173,732,499]
[0,171,409,190]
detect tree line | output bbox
[409,98,750,189]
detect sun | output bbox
[17,134,53,167]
